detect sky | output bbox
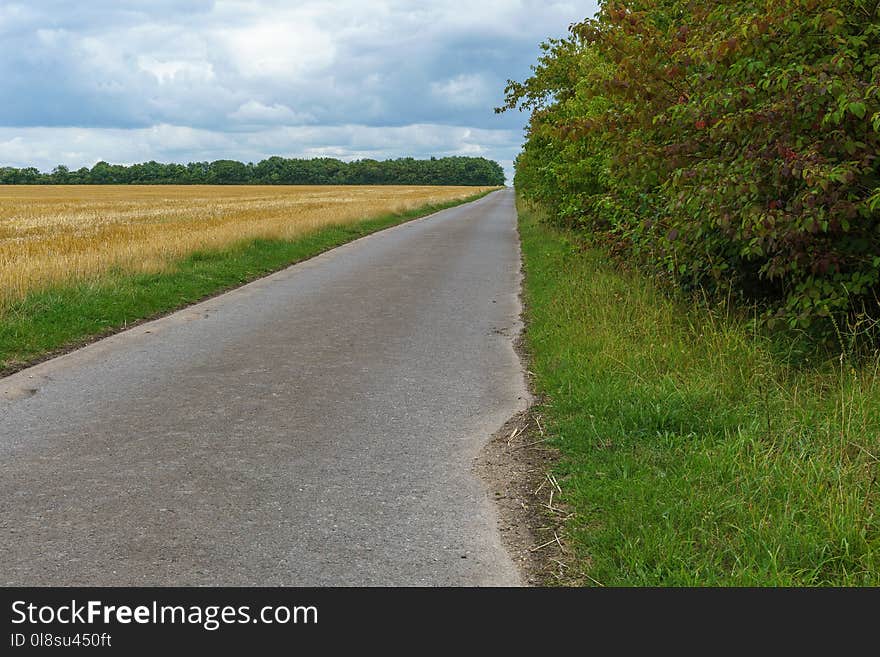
[0,1,599,183]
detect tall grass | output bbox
[519,200,880,585]
[0,185,493,311]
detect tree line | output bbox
[0,156,505,186]
[501,0,880,335]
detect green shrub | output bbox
[501,0,880,333]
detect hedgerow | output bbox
[501,0,880,333]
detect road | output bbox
[0,188,529,586]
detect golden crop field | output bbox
[0,185,492,310]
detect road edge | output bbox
[473,202,571,586]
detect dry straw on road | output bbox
[0,185,490,311]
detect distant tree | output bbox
[0,156,505,187]
[50,165,70,184]
[207,160,251,184]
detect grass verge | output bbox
[518,199,879,586]
[0,190,493,375]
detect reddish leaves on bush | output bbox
[502,0,880,331]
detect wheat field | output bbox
[0,185,491,311]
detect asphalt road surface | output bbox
[0,189,529,586]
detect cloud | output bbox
[137,57,216,84]
[0,123,519,173]
[430,74,491,108]
[216,20,337,80]
[0,1,601,181]
[228,101,314,126]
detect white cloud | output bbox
[217,20,336,79]
[0,0,602,181]
[431,74,491,108]
[228,101,314,125]
[138,57,215,84]
[0,123,519,179]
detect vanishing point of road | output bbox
[0,189,530,586]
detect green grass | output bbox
[518,200,880,586]
[0,191,492,374]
